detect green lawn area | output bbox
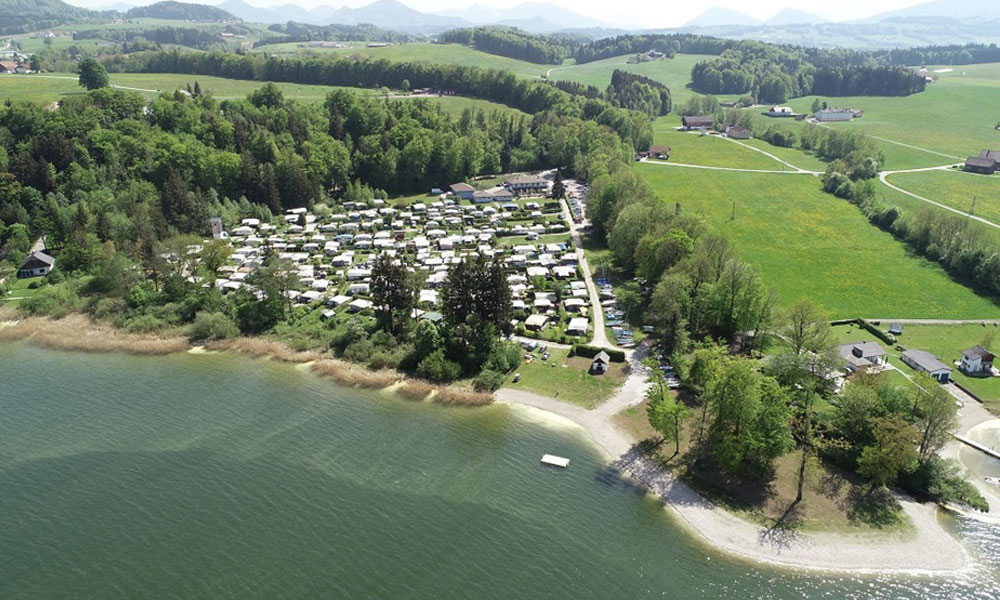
[3,277,44,306]
[650,118,791,170]
[736,137,830,173]
[503,347,627,408]
[637,164,1000,318]
[549,53,716,107]
[253,42,551,79]
[885,168,1000,225]
[1,72,375,105]
[779,63,1000,170]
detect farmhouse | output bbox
[901,349,951,382]
[17,251,55,278]
[980,150,1000,162]
[959,346,994,376]
[449,182,475,200]
[767,106,794,117]
[647,145,671,159]
[504,175,548,195]
[682,116,714,130]
[837,341,886,372]
[0,60,16,74]
[725,126,751,139]
[965,156,997,175]
[815,108,857,122]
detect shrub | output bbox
[473,369,504,392]
[343,338,376,363]
[856,318,896,345]
[124,313,168,333]
[20,283,82,317]
[571,344,626,362]
[91,297,127,320]
[187,311,239,341]
[417,349,462,382]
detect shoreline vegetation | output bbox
[0,306,975,574]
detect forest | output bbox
[437,27,571,65]
[259,21,421,46]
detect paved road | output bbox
[639,157,817,174]
[560,196,612,348]
[718,135,816,173]
[879,169,1000,230]
[864,318,1000,325]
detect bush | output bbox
[343,338,376,363]
[417,349,462,382]
[187,311,239,341]
[856,318,896,345]
[901,457,989,512]
[91,297,127,320]
[20,283,81,317]
[472,369,504,392]
[124,313,168,333]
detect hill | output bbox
[683,7,761,27]
[866,0,1000,21]
[125,1,238,21]
[319,0,467,34]
[764,9,827,25]
[0,0,105,34]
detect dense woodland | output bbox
[124,1,237,22]
[73,25,254,52]
[259,22,421,46]
[437,27,571,65]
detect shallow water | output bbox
[2,342,1000,599]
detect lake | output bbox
[2,342,1000,598]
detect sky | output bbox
[74,0,936,28]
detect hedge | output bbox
[570,344,626,362]
[855,318,896,345]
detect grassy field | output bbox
[0,72,375,104]
[502,347,627,408]
[549,54,715,106]
[254,42,551,79]
[637,164,1000,318]
[885,168,1000,225]
[3,277,43,306]
[650,118,793,170]
[780,63,1000,170]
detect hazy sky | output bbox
[75,0,934,28]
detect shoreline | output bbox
[0,309,978,574]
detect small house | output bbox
[726,126,751,139]
[590,351,610,374]
[767,106,794,117]
[524,314,548,331]
[681,116,714,130]
[17,251,55,278]
[647,145,671,159]
[901,349,951,382]
[566,317,589,337]
[0,60,16,74]
[472,190,494,204]
[959,346,994,376]
[450,182,475,201]
[837,341,886,372]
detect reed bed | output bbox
[396,380,435,401]
[433,387,494,407]
[204,337,321,363]
[311,359,400,389]
[0,314,187,354]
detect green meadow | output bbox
[781,63,1000,170]
[885,168,1000,226]
[254,42,551,79]
[548,53,714,106]
[650,117,794,170]
[636,163,1000,318]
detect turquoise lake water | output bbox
[2,342,1000,599]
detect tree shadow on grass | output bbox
[846,487,903,528]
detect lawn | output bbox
[636,164,1000,318]
[3,277,44,306]
[885,168,1000,226]
[549,53,716,107]
[0,72,374,105]
[650,117,792,171]
[389,95,526,118]
[779,63,1000,170]
[503,347,627,408]
[253,42,551,79]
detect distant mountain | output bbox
[126,1,237,21]
[865,0,1000,21]
[764,9,827,26]
[436,1,606,32]
[683,7,761,27]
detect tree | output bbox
[370,253,414,334]
[645,358,690,456]
[78,58,109,90]
[911,373,959,463]
[810,98,822,114]
[550,169,566,199]
[857,415,919,490]
[199,239,232,283]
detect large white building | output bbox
[815,108,856,122]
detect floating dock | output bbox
[541,454,570,468]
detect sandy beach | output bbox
[496,351,972,574]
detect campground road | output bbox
[561,197,612,348]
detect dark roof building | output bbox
[901,349,951,382]
[17,251,55,279]
[682,116,714,130]
[647,145,671,158]
[979,149,1000,162]
[965,156,997,174]
[726,126,751,139]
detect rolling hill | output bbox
[125,1,238,21]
